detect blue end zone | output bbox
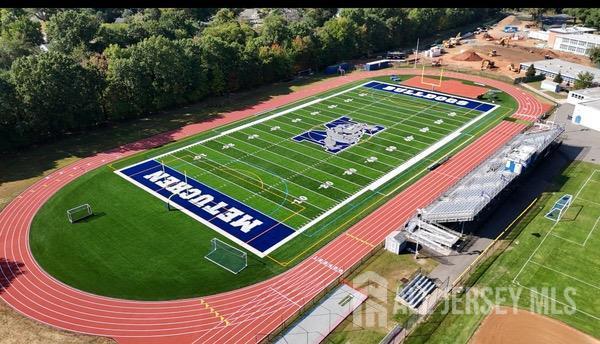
[363,81,495,112]
[119,159,296,255]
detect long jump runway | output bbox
[0,70,548,344]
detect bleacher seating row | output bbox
[397,273,437,309]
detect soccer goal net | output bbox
[205,238,248,274]
[544,194,573,222]
[67,204,93,223]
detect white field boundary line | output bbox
[513,280,600,321]
[115,81,498,257]
[528,261,600,290]
[513,169,600,284]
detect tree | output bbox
[527,8,550,25]
[25,8,65,21]
[589,46,600,66]
[553,71,563,84]
[10,51,104,137]
[46,10,100,54]
[317,16,361,65]
[104,36,201,119]
[526,64,537,78]
[0,10,43,69]
[260,12,291,46]
[574,71,595,90]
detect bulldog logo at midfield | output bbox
[293,116,385,154]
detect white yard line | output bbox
[116,80,498,257]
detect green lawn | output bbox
[405,161,600,343]
[30,76,519,300]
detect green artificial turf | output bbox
[30,76,518,300]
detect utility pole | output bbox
[414,38,419,69]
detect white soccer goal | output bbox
[205,238,248,274]
[67,204,93,223]
[544,194,573,222]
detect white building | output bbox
[553,33,600,56]
[567,87,600,105]
[568,87,600,131]
[572,99,600,131]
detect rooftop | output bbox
[579,98,600,110]
[550,26,596,34]
[571,87,600,98]
[520,59,600,83]
[556,32,600,44]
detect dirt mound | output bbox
[452,50,483,62]
[496,15,521,28]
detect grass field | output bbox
[30,75,518,300]
[405,161,600,344]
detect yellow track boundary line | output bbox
[345,233,376,247]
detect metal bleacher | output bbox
[404,219,461,256]
[419,123,564,223]
[396,273,437,310]
[387,122,564,257]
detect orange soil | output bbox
[470,306,599,344]
[401,76,489,99]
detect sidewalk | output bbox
[520,82,566,104]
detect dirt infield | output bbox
[470,306,600,344]
[401,76,489,99]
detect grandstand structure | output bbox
[396,273,437,309]
[387,121,564,256]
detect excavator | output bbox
[482,32,494,41]
[481,59,496,70]
[508,63,520,73]
[489,50,497,57]
[442,39,454,49]
[449,32,462,46]
[496,36,510,47]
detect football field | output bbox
[117,80,497,257]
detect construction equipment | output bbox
[481,59,495,70]
[508,63,520,73]
[448,32,462,46]
[431,58,443,67]
[496,37,510,47]
[442,39,454,49]
[489,50,497,57]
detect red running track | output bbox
[0,70,548,344]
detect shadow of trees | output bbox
[0,258,25,294]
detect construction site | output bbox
[419,15,597,80]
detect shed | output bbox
[364,59,392,71]
[541,80,560,93]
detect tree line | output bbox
[0,8,500,152]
